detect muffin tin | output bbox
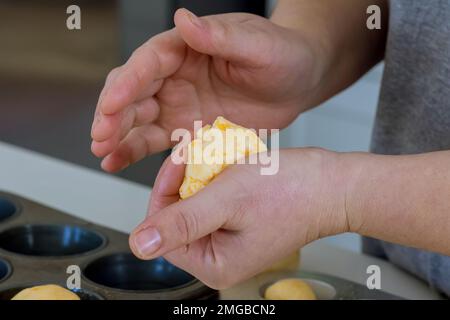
[0,191,217,300]
[257,270,403,300]
[219,269,403,300]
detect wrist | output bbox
[317,150,372,237]
[291,148,353,239]
[270,5,333,95]
[335,152,371,235]
[268,23,332,111]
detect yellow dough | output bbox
[11,284,80,300]
[264,279,317,300]
[179,116,267,199]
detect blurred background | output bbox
[0,0,383,252]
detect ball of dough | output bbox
[264,278,317,300]
[179,116,267,199]
[11,284,80,300]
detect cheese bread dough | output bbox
[179,116,267,199]
[264,278,317,300]
[11,284,80,300]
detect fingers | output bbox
[129,184,229,260]
[148,154,186,215]
[91,67,121,135]
[91,96,161,158]
[98,29,185,116]
[91,79,163,143]
[100,124,170,173]
[91,28,184,161]
[174,8,270,67]
[161,237,229,289]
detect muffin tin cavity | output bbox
[260,278,337,300]
[0,198,17,223]
[71,288,104,300]
[84,253,195,291]
[0,259,11,283]
[0,224,105,257]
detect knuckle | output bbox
[211,20,232,50]
[129,45,144,61]
[126,67,142,89]
[106,67,121,83]
[173,207,198,245]
[128,46,156,83]
[201,256,236,290]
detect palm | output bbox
[156,46,302,136]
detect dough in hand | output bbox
[264,278,317,300]
[11,284,80,300]
[179,116,267,199]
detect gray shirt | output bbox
[365,0,450,297]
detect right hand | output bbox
[128,148,349,289]
[91,8,325,172]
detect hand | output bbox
[91,9,325,172]
[128,148,350,289]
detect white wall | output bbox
[279,64,384,251]
[280,64,383,151]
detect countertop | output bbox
[0,141,442,300]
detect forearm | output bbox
[270,0,388,109]
[343,151,450,255]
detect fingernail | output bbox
[119,161,130,172]
[90,140,97,154]
[133,227,162,257]
[186,10,203,28]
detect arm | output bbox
[345,151,450,255]
[128,148,450,288]
[270,2,450,254]
[271,0,389,110]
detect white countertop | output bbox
[0,141,442,300]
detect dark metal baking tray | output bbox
[0,191,217,300]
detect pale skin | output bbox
[91,0,450,289]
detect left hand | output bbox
[90,9,325,173]
[129,148,350,289]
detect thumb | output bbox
[129,187,228,260]
[174,8,270,67]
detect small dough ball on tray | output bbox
[11,284,80,300]
[264,278,317,300]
